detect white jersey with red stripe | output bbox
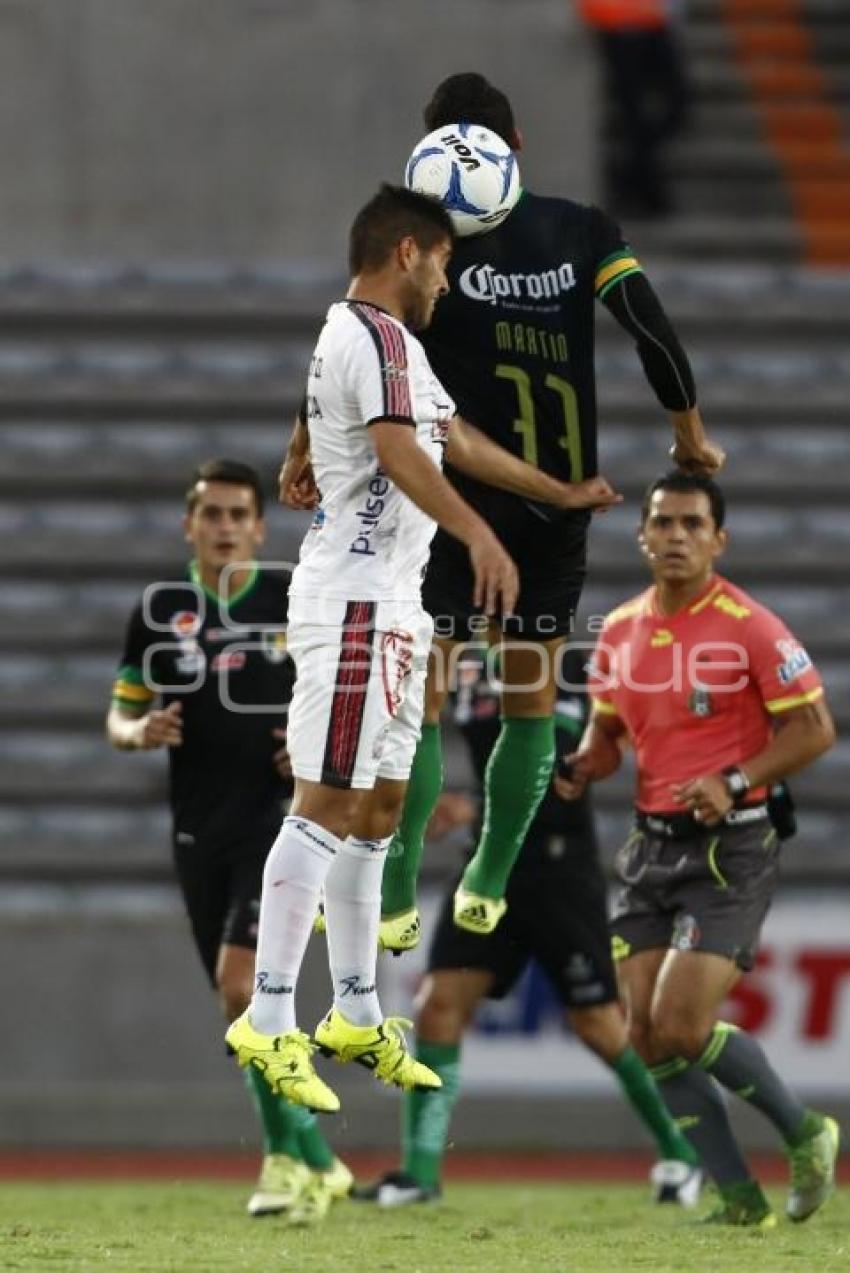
[290,300,455,605]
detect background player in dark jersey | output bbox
[353,647,700,1207]
[106,458,350,1224]
[377,72,726,942]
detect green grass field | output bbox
[0,1181,847,1273]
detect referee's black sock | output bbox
[697,1021,817,1147]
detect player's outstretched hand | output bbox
[468,529,519,617]
[138,700,183,749]
[559,476,623,512]
[278,453,319,510]
[670,436,726,476]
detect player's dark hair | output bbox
[349,183,453,275]
[424,73,516,146]
[186,458,265,517]
[641,470,726,530]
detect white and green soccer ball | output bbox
[404,123,521,237]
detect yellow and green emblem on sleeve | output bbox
[111,664,155,710]
[594,249,643,299]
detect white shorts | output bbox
[285,596,434,789]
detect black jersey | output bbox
[422,190,640,491]
[112,564,294,838]
[452,646,597,859]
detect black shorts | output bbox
[172,816,280,984]
[610,818,780,972]
[428,835,618,1009]
[422,494,589,641]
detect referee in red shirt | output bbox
[558,471,838,1228]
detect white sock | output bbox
[324,834,391,1027]
[249,815,340,1035]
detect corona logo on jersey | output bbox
[458,261,577,307]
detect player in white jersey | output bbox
[227,185,619,1113]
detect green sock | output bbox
[462,716,555,899]
[402,1040,461,1188]
[382,723,443,916]
[244,1067,301,1158]
[291,1104,335,1171]
[613,1046,699,1166]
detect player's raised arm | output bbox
[593,216,724,476]
[369,420,518,615]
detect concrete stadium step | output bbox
[0,805,170,879]
[1,508,845,578]
[2,415,849,499]
[0,731,164,801]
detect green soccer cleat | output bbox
[787,1114,840,1223]
[246,1152,310,1217]
[287,1174,332,1227]
[453,886,507,935]
[314,1008,443,1092]
[702,1179,776,1229]
[313,903,326,935]
[225,1012,340,1113]
[378,907,421,955]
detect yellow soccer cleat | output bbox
[453,886,507,935]
[378,907,421,955]
[314,1008,442,1092]
[247,1152,310,1217]
[225,1012,340,1113]
[321,1155,354,1199]
[287,1175,333,1227]
[287,1155,353,1226]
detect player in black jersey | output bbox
[352,648,701,1207]
[374,72,726,941]
[106,459,350,1223]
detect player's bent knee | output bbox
[651,1016,710,1063]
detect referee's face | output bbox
[183,480,265,575]
[639,490,726,586]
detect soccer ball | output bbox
[404,123,521,237]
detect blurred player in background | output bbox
[559,471,838,1227]
[353,646,701,1207]
[106,459,350,1225]
[377,71,724,943]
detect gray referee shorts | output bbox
[610,818,780,972]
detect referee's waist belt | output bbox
[635,805,769,840]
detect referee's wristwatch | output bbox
[722,765,751,804]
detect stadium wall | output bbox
[0,0,595,261]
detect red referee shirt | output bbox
[588,574,823,814]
